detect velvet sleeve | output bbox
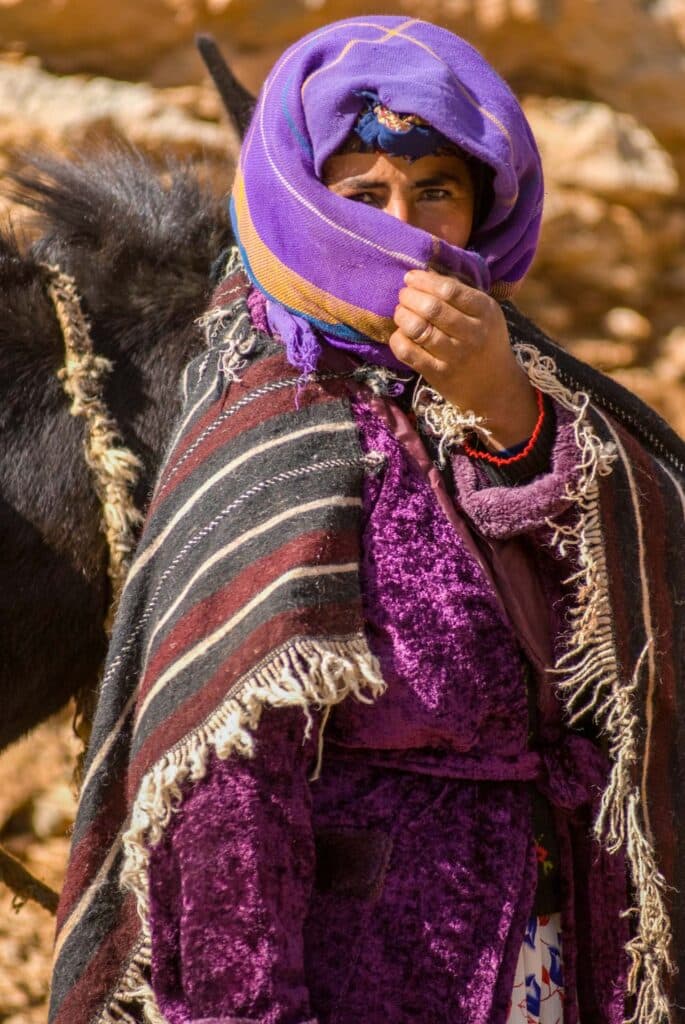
[450,401,582,539]
[147,707,320,1024]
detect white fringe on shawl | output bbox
[412,379,494,465]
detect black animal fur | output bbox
[0,151,233,748]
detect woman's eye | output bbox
[421,188,451,201]
[348,191,380,206]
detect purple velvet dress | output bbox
[147,387,629,1024]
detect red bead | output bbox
[462,388,545,466]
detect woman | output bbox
[49,17,685,1024]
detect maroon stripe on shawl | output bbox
[52,895,139,1024]
[137,527,359,702]
[634,465,675,879]
[212,274,248,310]
[597,419,680,1008]
[658,473,685,1006]
[616,426,682,1008]
[56,776,127,929]
[129,598,363,788]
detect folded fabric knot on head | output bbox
[352,90,456,161]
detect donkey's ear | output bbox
[196,34,256,139]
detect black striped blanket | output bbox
[50,260,685,1024]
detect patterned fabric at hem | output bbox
[507,914,564,1024]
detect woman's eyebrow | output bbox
[327,176,386,189]
[412,173,466,188]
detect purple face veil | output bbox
[230,16,544,366]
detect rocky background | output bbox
[0,1,683,1019]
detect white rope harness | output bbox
[42,263,143,617]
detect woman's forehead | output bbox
[323,150,474,188]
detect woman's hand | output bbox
[390,268,539,449]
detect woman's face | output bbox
[323,150,476,248]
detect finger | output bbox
[393,304,440,346]
[396,288,477,343]
[404,268,486,318]
[388,328,445,376]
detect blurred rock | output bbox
[651,0,685,48]
[522,191,650,310]
[0,712,76,1023]
[520,188,685,328]
[0,0,195,79]
[0,710,78,834]
[30,785,75,841]
[515,96,679,344]
[523,98,678,205]
[0,59,237,222]
[0,60,235,158]
[653,327,685,381]
[603,307,652,343]
[565,338,638,371]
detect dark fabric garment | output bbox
[147,386,629,1024]
[50,262,685,1024]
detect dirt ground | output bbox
[0,710,79,1023]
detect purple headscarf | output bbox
[230,17,544,371]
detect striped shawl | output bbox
[50,260,685,1024]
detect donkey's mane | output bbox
[11,149,226,262]
[5,149,232,359]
